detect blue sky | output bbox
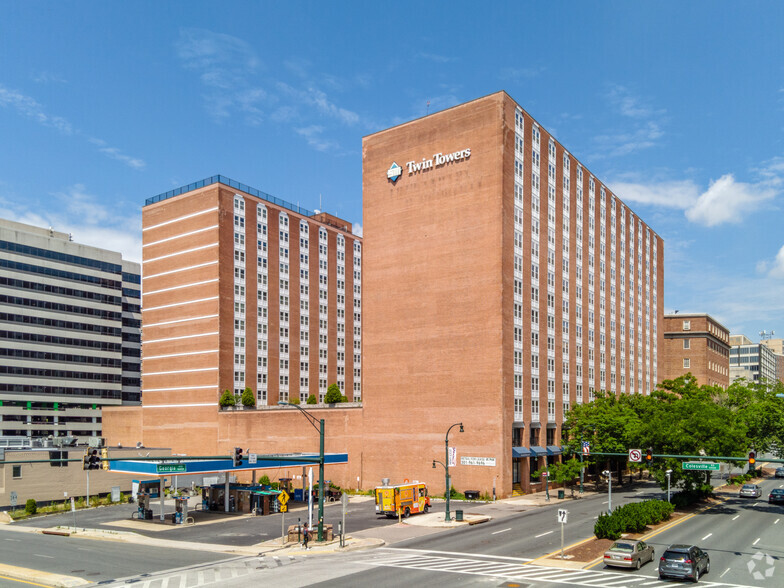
[1,1,783,340]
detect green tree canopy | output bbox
[324,384,343,404]
[219,389,236,407]
[241,387,255,407]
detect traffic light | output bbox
[646,447,653,462]
[233,447,243,467]
[89,449,100,470]
[83,451,90,470]
[101,447,109,471]
[748,451,756,467]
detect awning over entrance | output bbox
[546,446,562,456]
[529,446,546,456]
[512,446,531,458]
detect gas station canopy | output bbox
[109,452,348,477]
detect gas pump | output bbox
[173,497,188,524]
[136,492,150,519]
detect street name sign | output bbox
[156,464,186,474]
[682,462,720,471]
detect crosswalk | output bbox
[103,554,300,587]
[365,548,761,588]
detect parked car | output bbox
[775,467,784,479]
[769,489,784,505]
[739,483,762,498]
[659,544,710,582]
[603,539,655,569]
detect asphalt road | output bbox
[0,526,233,587]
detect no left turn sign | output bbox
[628,449,642,462]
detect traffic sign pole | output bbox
[557,509,568,559]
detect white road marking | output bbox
[3,538,20,541]
[753,537,761,545]
[775,518,780,524]
[379,547,532,562]
[732,514,740,520]
[35,554,54,559]
[601,500,609,504]
[701,532,712,541]
[492,527,512,535]
[721,567,732,577]
[535,530,554,538]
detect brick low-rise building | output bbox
[661,313,730,388]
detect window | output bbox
[683,339,690,350]
[683,320,691,331]
[13,465,22,479]
[683,358,690,369]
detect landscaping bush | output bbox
[594,499,674,539]
[306,394,317,405]
[24,499,37,515]
[219,389,236,407]
[241,387,256,407]
[324,384,343,404]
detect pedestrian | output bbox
[302,522,310,550]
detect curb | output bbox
[0,563,89,588]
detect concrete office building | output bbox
[661,314,730,388]
[730,335,777,384]
[0,219,140,445]
[361,91,663,494]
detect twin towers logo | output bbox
[387,147,471,184]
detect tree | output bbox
[219,389,236,408]
[324,384,343,404]
[306,394,318,405]
[290,396,301,405]
[241,387,256,408]
[533,458,584,496]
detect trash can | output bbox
[558,490,565,499]
[455,510,464,521]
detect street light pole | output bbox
[279,402,325,542]
[580,432,584,495]
[666,469,672,503]
[603,469,612,514]
[444,422,464,522]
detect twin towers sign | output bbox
[387,147,471,183]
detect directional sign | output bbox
[557,509,568,524]
[682,462,720,471]
[156,464,186,474]
[628,449,642,463]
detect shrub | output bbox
[291,396,301,405]
[324,384,343,404]
[241,387,256,407]
[219,389,236,407]
[24,499,37,515]
[260,475,271,486]
[594,499,674,539]
[306,394,318,405]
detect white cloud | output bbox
[764,244,784,279]
[611,179,699,209]
[595,121,664,157]
[295,125,338,152]
[607,85,665,119]
[0,84,73,134]
[0,84,145,169]
[352,223,363,238]
[684,174,777,226]
[0,183,141,262]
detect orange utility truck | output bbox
[375,481,430,518]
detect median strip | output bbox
[0,564,89,588]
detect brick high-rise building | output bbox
[661,313,730,387]
[137,176,361,451]
[361,91,664,494]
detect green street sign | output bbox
[156,464,186,474]
[682,462,720,471]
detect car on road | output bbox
[739,483,762,498]
[775,467,784,479]
[659,544,710,582]
[769,489,784,505]
[603,539,655,569]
